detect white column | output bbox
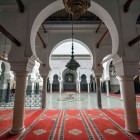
[106,81,110,96]
[42,76,47,109]
[87,83,90,93]
[26,76,29,88]
[76,81,79,91]
[93,80,95,92]
[59,81,62,93]
[118,76,139,133]
[50,82,52,93]
[120,90,123,99]
[95,76,102,109]
[116,77,123,99]
[31,82,34,91]
[61,80,63,91]
[78,81,81,93]
[10,72,28,134]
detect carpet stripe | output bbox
[108,109,125,121]
[80,110,99,140]
[79,110,96,140]
[108,109,140,127]
[0,126,11,137]
[102,109,140,140]
[63,109,94,140]
[20,110,60,140]
[48,110,63,140]
[100,109,137,140]
[0,109,139,140]
[58,110,65,140]
[17,110,46,139]
[48,110,62,140]
[85,109,137,140]
[83,109,104,140]
[0,110,44,140]
[0,110,36,136]
[0,110,13,115]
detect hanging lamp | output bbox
[63,0,91,19]
[65,15,80,70]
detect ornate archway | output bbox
[31,0,119,61]
[63,69,77,91]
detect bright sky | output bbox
[52,41,90,55]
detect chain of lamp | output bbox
[71,15,74,60]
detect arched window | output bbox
[81,74,87,83]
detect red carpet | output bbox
[101,109,140,139]
[0,109,36,136]
[0,109,44,140]
[0,109,140,140]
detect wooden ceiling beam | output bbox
[0,24,21,47]
[124,0,133,13]
[37,32,46,49]
[95,21,102,33]
[16,0,24,13]
[42,24,47,33]
[128,35,140,46]
[96,30,109,48]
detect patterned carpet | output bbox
[0,109,140,140]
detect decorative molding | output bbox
[113,57,139,76]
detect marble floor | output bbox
[46,92,124,109]
[1,92,140,109]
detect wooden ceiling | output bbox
[44,9,140,24]
[44,9,101,24]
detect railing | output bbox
[0,90,42,109]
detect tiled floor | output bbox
[47,93,125,109]
[1,92,140,109]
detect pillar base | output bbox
[125,127,140,134]
[10,127,25,135]
[42,107,47,109]
[96,107,102,109]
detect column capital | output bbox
[117,75,134,81]
[93,64,103,77]
[95,75,102,78]
[9,61,35,74]
[42,75,47,79]
[39,65,50,77]
[30,78,36,82]
[15,71,28,77]
[78,80,81,82]
[113,57,139,77]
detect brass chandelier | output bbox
[63,0,91,19]
[64,0,91,70]
[65,15,80,70]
